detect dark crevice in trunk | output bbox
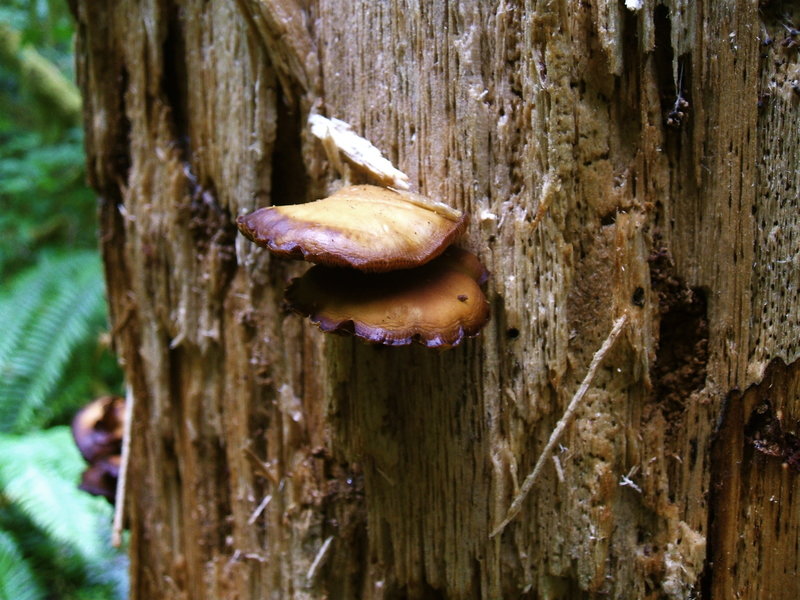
[108,66,133,190]
[319,457,367,597]
[161,2,191,155]
[648,244,709,423]
[653,5,693,162]
[270,87,309,206]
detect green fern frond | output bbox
[25,342,118,430]
[0,427,128,598]
[0,250,108,433]
[0,257,51,370]
[0,530,45,600]
[1,7,128,599]
[0,427,114,562]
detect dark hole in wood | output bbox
[270,88,308,206]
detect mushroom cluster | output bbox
[237,185,490,348]
[71,395,126,503]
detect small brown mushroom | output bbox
[284,247,490,348]
[236,185,466,272]
[71,395,125,464]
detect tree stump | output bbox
[71,1,800,597]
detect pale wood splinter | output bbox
[112,385,135,547]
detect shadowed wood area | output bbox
[70,0,800,598]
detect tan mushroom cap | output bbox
[71,395,125,464]
[237,185,466,272]
[285,247,490,348]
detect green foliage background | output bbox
[0,1,127,598]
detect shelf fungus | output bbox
[285,247,490,348]
[237,184,490,348]
[236,184,466,272]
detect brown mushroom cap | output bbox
[236,185,466,272]
[79,455,121,504]
[284,247,490,348]
[71,396,125,464]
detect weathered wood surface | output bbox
[71,0,800,598]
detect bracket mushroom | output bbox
[237,184,490,348]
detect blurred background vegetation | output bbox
[0,1,127,598]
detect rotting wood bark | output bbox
[70,0,800,598]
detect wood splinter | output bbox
[112,385,135,547]
[490,313,630,538]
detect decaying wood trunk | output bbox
[70,0,800,598]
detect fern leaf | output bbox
[0,261,51,373]
[0,530,46,600]
[0,251,108,432]
[0,427,114,562]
